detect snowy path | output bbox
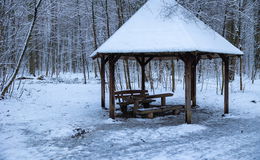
[0,80,260,160]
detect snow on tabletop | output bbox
[91,0,243,58]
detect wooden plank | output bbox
[184,57,192,124]
[137,107,161,112]
[115,94,148,99]
[146,93,173,98]
[173,109,180,115]
[161,105,184,112]
[136,105,184,114]
[117,99,155,105]
[101,56,106,109]
[224,57,229,114]
[109,56,116,119]
[114,90,148,94]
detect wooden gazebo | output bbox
[90,0,243,124]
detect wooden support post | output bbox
[147,112,154,119]
[141,64,145,90]
[161,97,166,106]
[140,57,146,90]
[184,57,192,124]
[135,56,154,91]
[171,59,175,92]
[135,56,154,90]
[133,100,139,117]
[224,57,229,114]
[109,56,116,119]
[101,56,106,109]
[191,60,197,108]
[108,55,120,119]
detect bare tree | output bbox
[1,0,43,99]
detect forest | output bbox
[0,1,260,159]
[0,0,259,97]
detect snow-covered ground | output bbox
[0,76,260,160]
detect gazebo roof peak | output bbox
[91,0,243,58]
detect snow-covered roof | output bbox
[91,0,243,58]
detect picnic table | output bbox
[114,90,183,118]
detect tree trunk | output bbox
[252,2,260,83]
[240,57,243,90]
[105,0,110,38]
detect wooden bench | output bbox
[146,93,173,106]
[136,105,184,118]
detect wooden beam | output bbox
[191,55,200,108]
[223,56,229,114]
[195,55,201,65]
[104,56,109,64]
[107,54,120,63]
[184,57,192,124]
[135,56,142,65]
[135,56,154,66]
[144,56,154,65]
[206,55,213,60]
[113,55,121,63]
[109,55,116,119]
[101,56,106,109]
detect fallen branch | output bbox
[16,77,34,80]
